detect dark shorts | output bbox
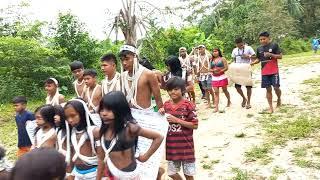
[235,84,252,88]
[261,73,280,88]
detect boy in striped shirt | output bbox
[164,76,198,180]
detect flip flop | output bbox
[246,105,252,109]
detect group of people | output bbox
[1,31,284,180]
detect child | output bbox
[10,148,66,180]
[12,96,35,157]
[33,105,57,149]
[164,77,198,180]
[101,53,121,96]
[83,69,102,113]
[54,105,67,156]
[0,146,10,180]
[70,60,86,98]
[45,78,65,106]
[210,48,231,112]
[164,56,194,103]
[64,99,101,180]
[96,91,164,179]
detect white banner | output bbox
[131,108,168,180]
[228,63,254,86]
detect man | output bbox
[311,36,319,54]
[196,44,214,108]
[231,38,256,109]
[179,47,196,103]
[119,44,166,180]
[251,32,282,113]
[69,61,86,98]
[100,53,121,96]
[119,44,164,113]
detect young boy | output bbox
[163,77,198,180]
[100,53,121,96]
[83,69,102,113]
[251,32,282,113]
[12,96,35,157]
[70,60,86,98]
[45,78,65,106]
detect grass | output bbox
[245,143,273,164]
[291,147,308,158]
[294,159,320,169]
[231,168,249,180]
[280,51,320,66]
[201,159,220,169]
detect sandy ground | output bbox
[162,62,320,180]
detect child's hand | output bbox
[158,108,165,115]
[137,154,148,162]
[166,115,180,124]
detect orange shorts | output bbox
[17,146,31,157]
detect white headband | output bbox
[119,45,137,54]
[49,78,58,86]
[198,44,206,48]
[179,47,187,51]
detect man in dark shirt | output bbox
[251,32,282,113]
[12,96,35,157]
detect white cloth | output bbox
[73,80,86,98]
[26,120,37,145]
[231,45,256,64]
[101,72,121,96]
[228,63,254,86]
[131,109,168,180]
[57,129,66,156]
[85,85,99,112]
[35,128,56,148]
[46,92,61,106]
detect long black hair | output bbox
[54,105,66,131]
[212,48,223,58]
[99,91,135,137]
[34,105,56,135]
[165,56,182,77]
[64,99,94,131]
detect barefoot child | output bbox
[83,69,102,113]
[45,78,65,106]
[210,48,231,112]
[33,105,57,149]
[164,77,198,180]
[64,99,101,180]
[12,96,35,157]
[70,61,86,98]
[100,53,121,96]
[251,32,282,113]
[96,91,164,179]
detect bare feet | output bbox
[214,108,218,113]
[206,104,211,109]
[276,99,282,107]
[242,98,247,107]
[246,104,252,109]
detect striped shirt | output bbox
[164,99,198,162]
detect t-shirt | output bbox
[164,99,198,162]
[257,43,281,75]
[15,110,34,147]
[231,45,256,64]
[312,39,319,46]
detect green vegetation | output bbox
[231,168,249,180]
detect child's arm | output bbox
[129,123,163,162]
[166,115,198,129]
[59,95,65,104]
[92,127,105,180]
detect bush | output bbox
[0,37,71,103]
[280,37,309,55]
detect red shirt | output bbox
[164,99,198,162]
[257,43,281,75]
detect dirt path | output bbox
[193,62,320,179]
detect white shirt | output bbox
[231,45,256,64]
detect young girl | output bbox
[45,78,65,106]
[54,105,68,156]
[96,91,163,179]
[33,105,57,149]
[210,48,231,112]
[64,99,101,180]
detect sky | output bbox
[0,0,186,40]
